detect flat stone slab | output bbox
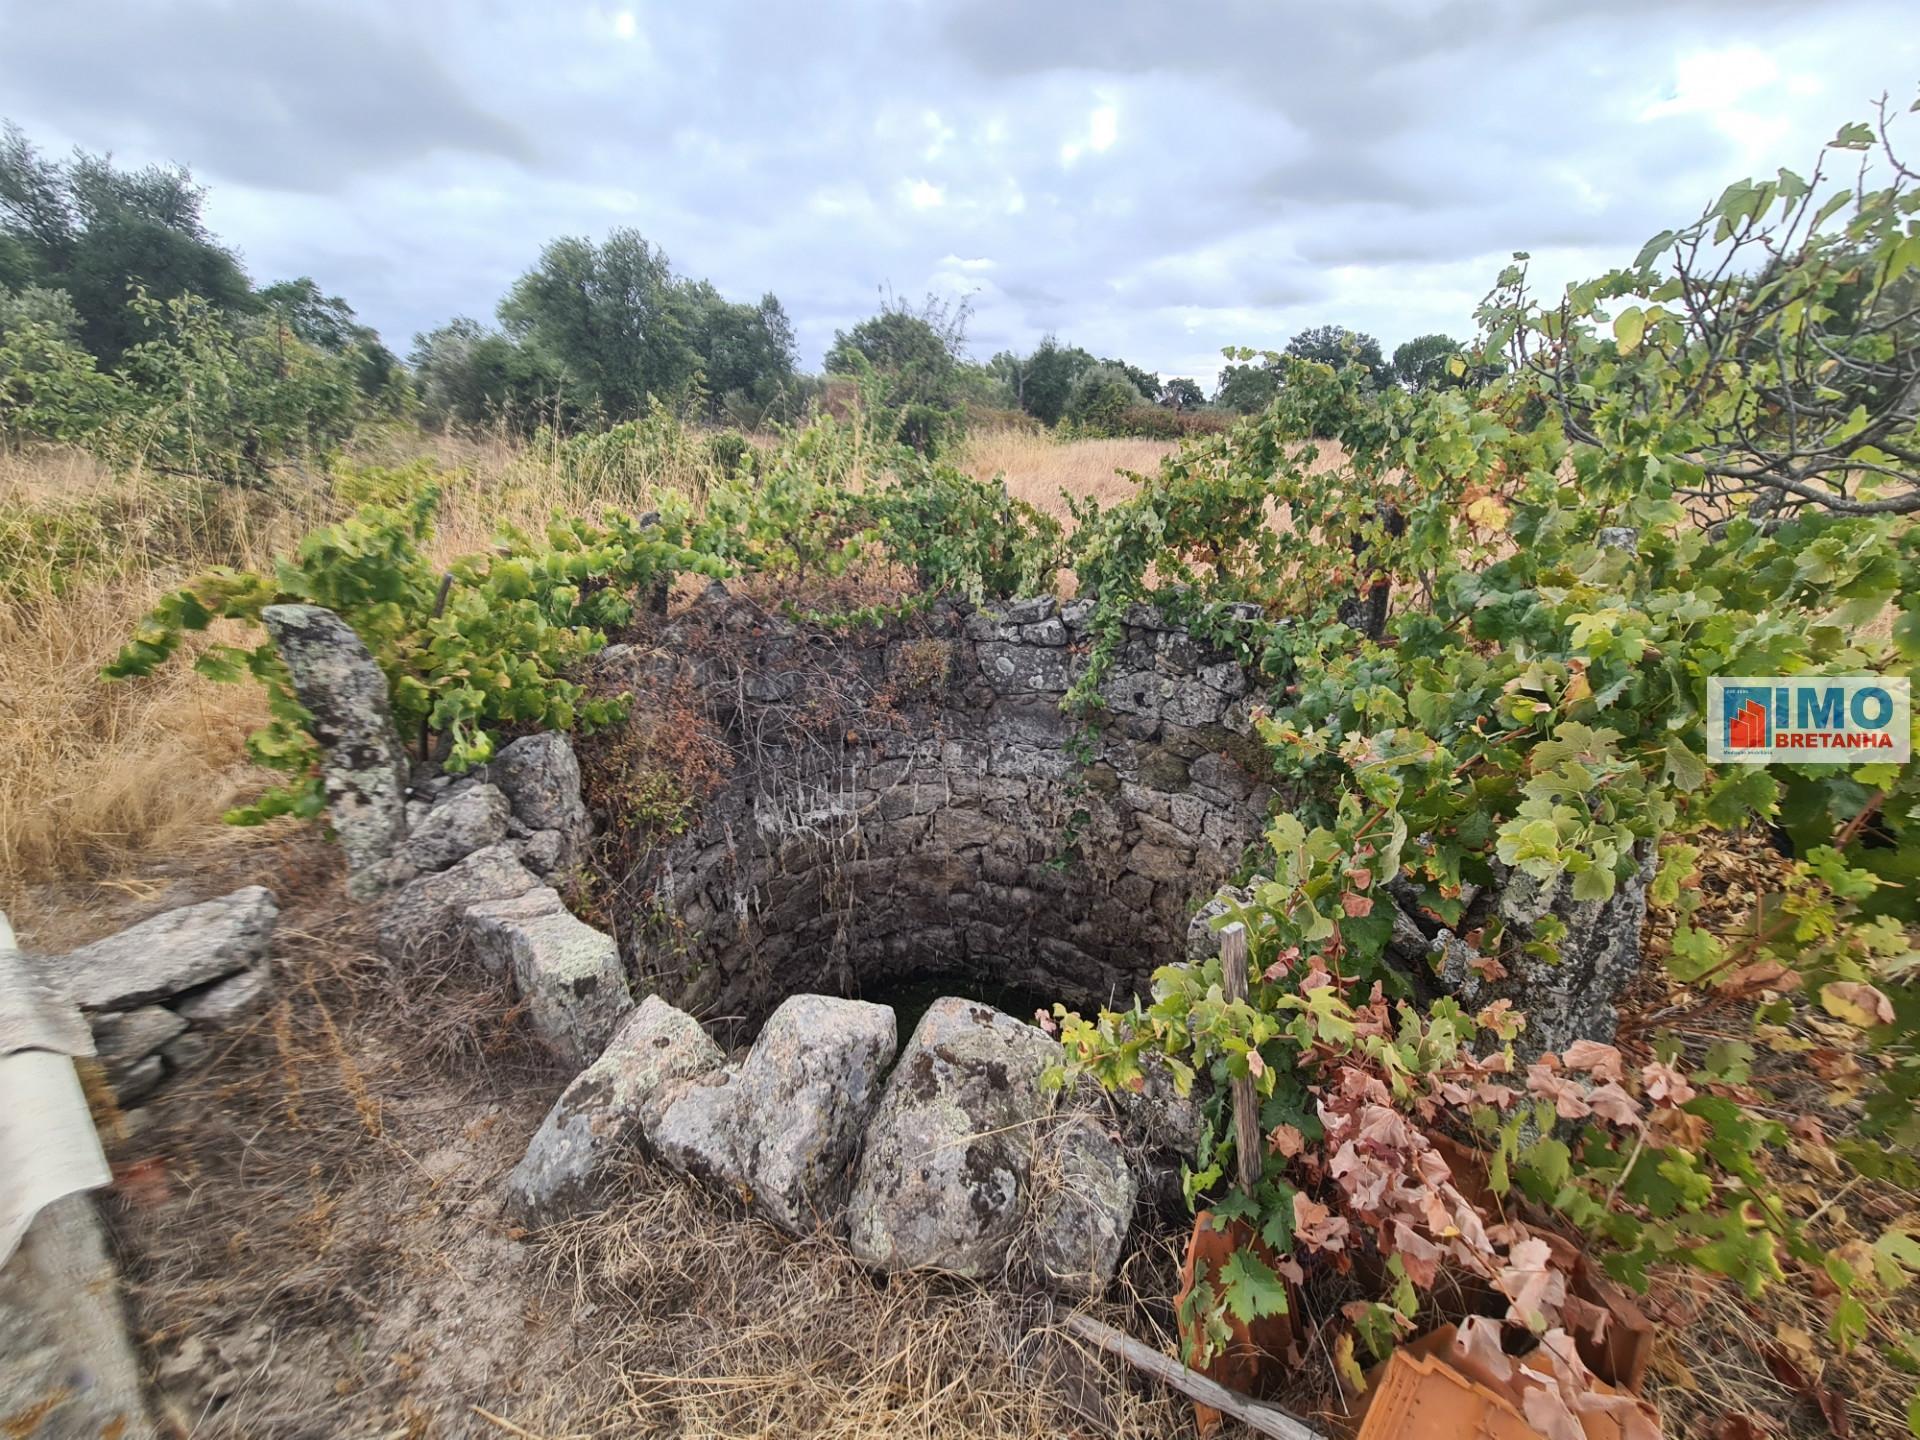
[846,997,1061,1277]
[173,968,273,1026]
[378,845,541,963]
[504,996,724,1224]
[55,888,277,1013]
[465,889,631,1067]
[89,1006,187,1073]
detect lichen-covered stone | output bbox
[846,997,1061,1276]
[1434,846,1656,1056]
[651,994,896,1233]
[377,845,541,963]
[260,605,410,898]
[112,1054,164,1104]
[1031,1114,1136,1295]
[403,783,511,873]
[465,888,631,1067]
[503,996,723,1224]
[56,888,277,1012]
[486,734,590,869]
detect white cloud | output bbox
[904,178,946,210]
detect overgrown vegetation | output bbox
[1040,108,1920,1437]
[8,90,1919,1440]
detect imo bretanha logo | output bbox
[1708,678,1911,764]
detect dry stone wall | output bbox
[600,590,1284,1026]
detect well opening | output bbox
[577,588,1281,1042]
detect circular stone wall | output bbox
[585,590,1283,1031]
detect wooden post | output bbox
[1219,921,1261,1197]
[1062,1313,1327,1440]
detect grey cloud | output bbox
[1,0,1911,381]
[0,0,533,191]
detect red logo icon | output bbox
[1727,699,1769,749]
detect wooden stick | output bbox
[470,1406,548,1440]
[1063,1313,1327,1440]
[1219,922,1262,1197]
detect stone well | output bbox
[586,589,1285,1030]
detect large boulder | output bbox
[486,734,591,873]
[377,845,541,963]
[465,888,632,1067]
[402,783,512,873]
[846,997,1061,1277]
[260,605,410,899]
[503,996,724,1224]
[56,888,277,1012]
[1029,1114,1137,1296]
[651,994,896,1234]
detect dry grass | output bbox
[957,429,1171,523]
[0,426,732,900]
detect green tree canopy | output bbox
[1063,361,1145,430]
[259,276,406,411]
[1004,335,1095,425]
[1390,332,1465,391]
[824,293,973,451]
[411,317,570,431]
[1214,357,1281,413]
[499,229,697,420]
[0,122,252,363]
[680,283,798,424]
[1284,324,1391,387]
[1098,356,1160,404]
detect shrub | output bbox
[1063,404,1231,441]
[105,461,730,819]
[1062,362,1144,433]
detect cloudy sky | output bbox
[2,0,1915,385]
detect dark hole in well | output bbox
[849,972,1054,1041]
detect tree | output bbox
[499,229,696,420]
[1214,358,1281,413]
[411,317,570,432]
[1063,362,1145,431]
[680,284,798,425]
[1391,333,1466,392]
[0,123,252,363]
[1284,324,1391,387]
[1160,377,1206,411]
[107,291,357,484]
[825,293,972,451]
[1008,335,1095,425]
[1100,356,1161,404]
[259,277,406,413]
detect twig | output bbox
[470,1405,548,1439]
[1062,1312,1327,1440]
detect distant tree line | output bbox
[2,116,1488,466]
